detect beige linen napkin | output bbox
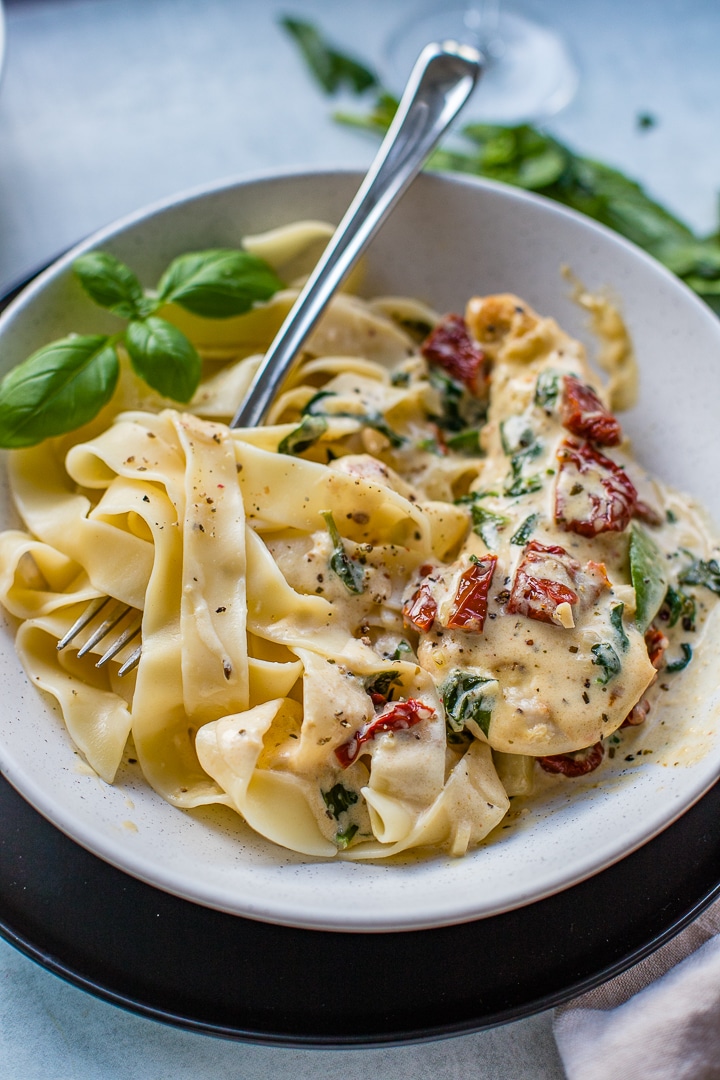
[554,898,720,1079]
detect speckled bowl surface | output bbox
[1,169,719,931]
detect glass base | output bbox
[382,3,579,124]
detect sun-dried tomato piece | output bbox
[537,742,605,777]
[335,699,435,768]
[622,698,651,728]
[445,555,497,632]
[554,438,637,537]
[633,499,664,527]
[507,540,580,623]
[559,374,622,446]
[403,582,437,632]
[421,314,488,394]
[645,626,669,669]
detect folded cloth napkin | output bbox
[554,897,720,1080]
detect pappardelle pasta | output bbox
[1,222,718,859]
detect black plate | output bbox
[1,275,720,1046]
[2,772,720,1046]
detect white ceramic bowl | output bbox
[1,169,720,932]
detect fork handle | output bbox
[230,41,482,430]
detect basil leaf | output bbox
[157,250,283,318]
[0,335,119,447]
[665,643,693,673]
[629,523,669,632]
[591,642,622,684]
[321,510,365,595]
[280,17,378,96]
[610,603,630,651]
[125,318,201,402]
[679,554,720,596]
[322,783,358,819]
[73,252,151,320]
[441,669,495,737]
[278,414,327,456]
[510,513,539,546]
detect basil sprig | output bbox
[0,248,283,448]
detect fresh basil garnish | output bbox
[73,252,150,319]
[157,249,284,318]
[441,669,495,737]
[278,414,328,456]
[629,523,669,633]
[125,318,201,402]
[321,510,365,595]
[591,642,622,684]
[0,335,120,447]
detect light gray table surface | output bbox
[0,1,718,1077]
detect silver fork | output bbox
[56,41,483,676]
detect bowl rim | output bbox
[1,166,720,932]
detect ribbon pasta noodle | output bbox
[1,222,717,860]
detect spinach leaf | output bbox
[322,782,358,819]
[304,389,405,446]
[444,428,483,455]
[391,640,413,661]
[321,510,365,594]
[665,643,693,672]
[427,365,486,434]
[363,670,401,700]
[661,585,696,630]
[157,250,284,318]
[679,554,720,596]
[125,318,201,402]
[441,669,495,737]
[0,335,119,447]
[278,414,328,456]
[510,513,539,546]
[280,17,378,95]
[470,504,509,549]
[591,642,622,684]
[534,370,561,411]
[335,823,359,849]
[610,603,630,651]
[629,523,669,633]
[73,252,151,319]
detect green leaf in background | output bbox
[125,318,201,402]
[157,250,284,319]
[280,16,378,95]
[0,335,119,447]
[281,16,720,317]
[73,252,151,320]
